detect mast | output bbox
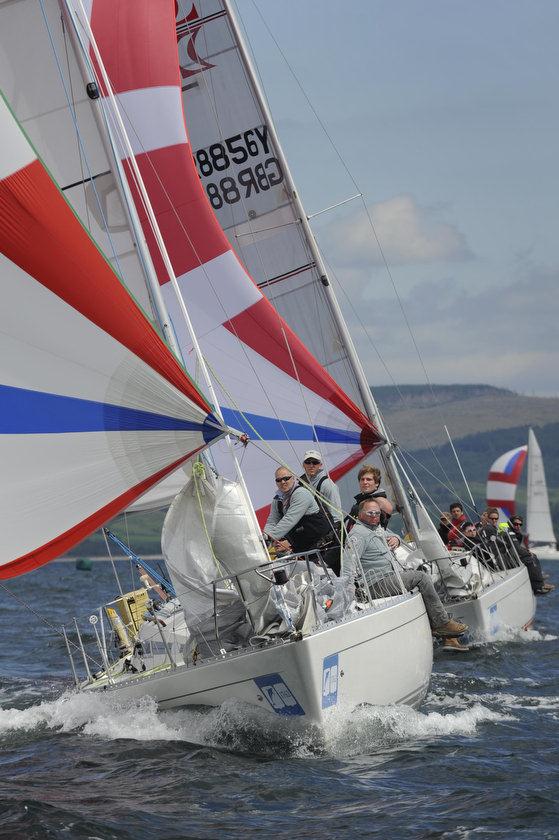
[64,0,265,537]
[62,0,182,360]
[223,0,421,541]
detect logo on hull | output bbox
[322,653,339,708]
[254,673,305,716]
[489,602,499,635]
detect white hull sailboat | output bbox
[0,0,434,724]
[82,587,432,723]
[394,506,535,641]
[487,428,559,561]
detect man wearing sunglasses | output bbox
[477,507,500,539]
[508,517,527,547]
[507,517,554,594]
[263,466,332,555]
[342,499,468,638]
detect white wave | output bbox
[0,691,187,742]
[0,689,510,758]
[480,626,557,644]
[320,701,507,757]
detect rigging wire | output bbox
[319,252,462,500]
[244,0,468,499]
[61,15,91,234]
[396,447,478,521]
[0,580,104,672]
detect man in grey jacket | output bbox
[299,449,342,527]
[264,466,331,554]
[343,499,468,638]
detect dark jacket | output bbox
[348,489,391,529]
[265,485,331,552]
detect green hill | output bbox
[374,384,559,450]
[68,384,559,556]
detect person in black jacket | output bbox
[508,516,554,594]
[263,467,331,555]
[347,465,393,529]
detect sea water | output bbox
[0,562,558,839]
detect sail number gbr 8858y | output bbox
[193,124,284,209]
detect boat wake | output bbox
[0,688,507,759]
[472,626,556,645]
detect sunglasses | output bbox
[275,476,293,483]
[363,510,381,517]
[512,521,522,527]
[304,459,321,465]
[489,516,499,521]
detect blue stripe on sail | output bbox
[221,408,362,445]
[0,384,221,438]
[503,448,524,475]
[202,413,224,444]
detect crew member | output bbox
[348,464,394,529]
[342,499,468,638]
[264,466,331,555]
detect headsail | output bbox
[526,428,556,546]
[0,92,225,577]
[77,0,381,524]
[486,445,527,520]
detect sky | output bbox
[234,0,559,396]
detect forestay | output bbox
[75,0,382,525]
[0,92,225,578]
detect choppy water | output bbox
[1,562,558,839]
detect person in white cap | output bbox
[300,449,342,530]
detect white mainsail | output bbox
[527,428,557,547]
[172,1,432,542]
[175,0,365,406]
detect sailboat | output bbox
[170,2,535,640]
[0,0,433,724]
[487,428,559,561]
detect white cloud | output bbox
[324,195,472,267]
[340,263,559,396]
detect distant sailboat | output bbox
[487,428,558,560]
[526,429,559,560]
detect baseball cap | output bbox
[303,449,322,462]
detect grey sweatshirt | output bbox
[300,468,342,523]
[342,520,399,581]
[264,484,320,540]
